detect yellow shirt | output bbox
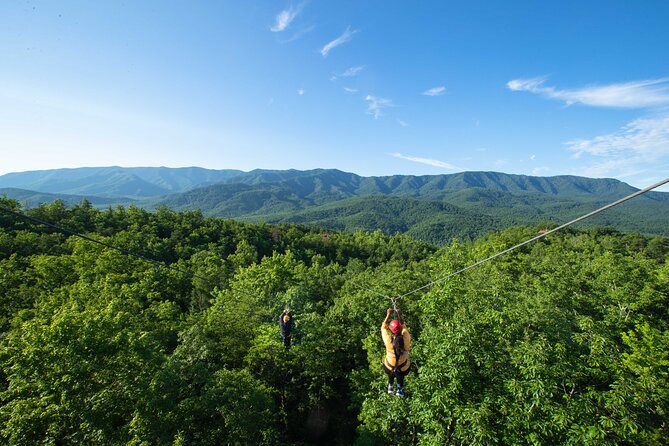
[381,322,411,372]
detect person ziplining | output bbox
[381,301,411,397]
[280,306,293,350]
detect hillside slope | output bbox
[0,188,135,207]
[2,167,667,243]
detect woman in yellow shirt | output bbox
[381,307,411,397]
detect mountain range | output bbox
[1,167,667,245]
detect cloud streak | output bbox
[341,65,364,77]
[422,86,446,96]
[331,65,365,81]
[507,77,669,108]
[566,115,669,177]
[270,3,306,32]
[567,115,669,159]
[320,27,357,57]
[390,152,462,170]
[364,95,394,119]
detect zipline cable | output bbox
[349,280,390,299]
[0,205,224,288]
[395,177,669,300]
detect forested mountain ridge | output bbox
[2,167,663,201]
[255,195,501,245]
[153,171,669,239]
[1,197,667,444]
[2,167,668,243]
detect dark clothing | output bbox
[280,312,292,349]
[382,361,409,387]
[279,312,292,337]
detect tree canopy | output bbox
[0,197,667,444]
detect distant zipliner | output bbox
[381,302,411,397]
[280,306,293,350]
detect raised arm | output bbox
[383,308,392,326]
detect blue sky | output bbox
[1,1,668,189]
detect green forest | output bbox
[1,197,668,445]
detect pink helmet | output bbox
[389,319,401,334]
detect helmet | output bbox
[389,319,401,334]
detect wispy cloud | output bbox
[507,77,669,108]
[567,115,669,158]
[364,95,394,119]
[566,115,669,177]
[422,86,446,97]
[342,65,364,77]
[297,88,305,96]
[270,3,306,32]
[330,65,365,81]
[343,87,358,93]
[397,119,408,127]
[279,24,316,43]
[390,152,462,170]
[320,27,357,57]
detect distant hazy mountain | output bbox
[0,166,244,198]
[1,167,667,243]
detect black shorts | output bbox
[382,361,409,377]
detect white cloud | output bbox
[422,86,446,96]
[532,166,550,175]
[566,115,669,177]
[331,66,364,81]
[343,87,358,93]
[530,154,536,161]
[567,115,669,158]
[297,88,305,96]
[364,95,394,119]
[271,3,306,32]
[320,27,357,57]
[397,119,408,127]
[342,65,364,77]
[507,77,669,108]
[390,152,461,170]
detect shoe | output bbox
[396,386,404,397]
[387,384,394,394]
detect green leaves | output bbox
[1,197,668,444]
[1,298,165,445]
